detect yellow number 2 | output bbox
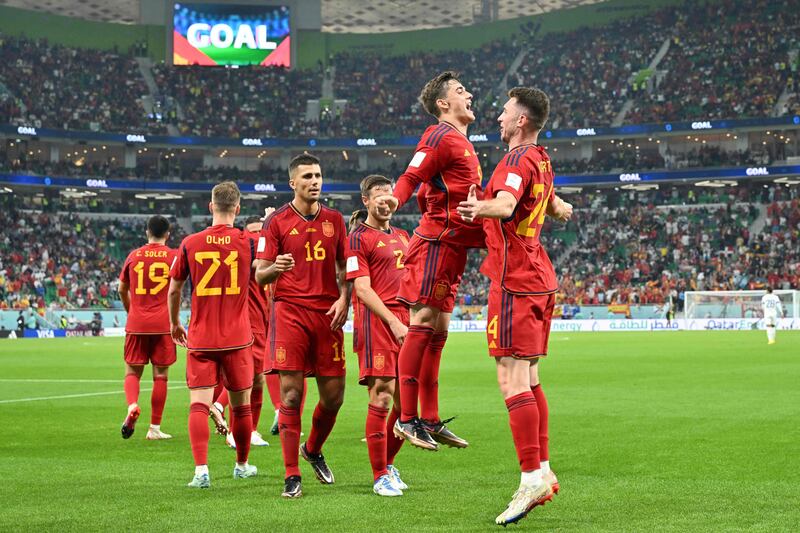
[195,251,240,297]
[515,183,552,238]
[393,249,405,269]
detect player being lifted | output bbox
[761,287,784,344]
[458,87,572,525]
[118,215,177,440]
[168,181,258,488]
[255,154,350,498]
[347,175,411,497]
[378,71,484,451]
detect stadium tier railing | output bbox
[684,290,799,320]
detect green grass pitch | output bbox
[1,331,798,532]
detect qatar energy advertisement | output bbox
[173,3,291,67]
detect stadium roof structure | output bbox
[8,0,605,30]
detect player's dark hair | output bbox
[288,153,321,177]
[766,287,773,293]
[419,70,460,118]
[146,215,170,239]
[212,181,240,213]
[360,174,392,197]
[508,86,550,132]
[244,215,262,225]
[348,209,368,233]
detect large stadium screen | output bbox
[172,3,291,67]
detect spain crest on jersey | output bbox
[433,281,449,301]
[374,354,385,370]
[322,221,335,237]
[276,346,287,364]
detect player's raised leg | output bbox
[531,364,557,493]
[121,363,144,439]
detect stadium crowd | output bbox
[2,0,797,140]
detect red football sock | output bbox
[150,376,168,425]
[188,403,210,466]
[386,407,404,465]
[419,331,447,423]
[266,374,281,410]
[216,389,229,409]
[306,403,339,455]
[251,386,263,431]
[124,373,140,406]
[505,391,540,472]
[279,404,302,477]
[366,404,389,481]
[212,382,224,403]
[531,384,549,462]
[231,404,253,464]
[398,325,434,421]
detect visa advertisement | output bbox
[173,3,291,67]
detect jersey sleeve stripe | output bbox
[249,238,255,264]
[263,204,290,232]
[349,225,366,250]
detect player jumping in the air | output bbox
[118,215,177,440]
[378,71,484,451]
[347,175,411,497]
[761,287,784,344]
[168,181,258,488]
[457,87,572,525]
[255,154,350,498]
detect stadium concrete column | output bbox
[280,152,292,169]
[124,147,137,169]
[581,142,593,160]
[358,151,368,171]
[49,145,59,163]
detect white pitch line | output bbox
[0,385,184,404]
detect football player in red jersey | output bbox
[347,175,411,497]
[255,154,350,498]
[118,215,177,440]
[377,71,482,450]
[457,87,572,526]
[168,181,258,489]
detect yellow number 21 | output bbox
[195,251,240,297]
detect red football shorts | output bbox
[186,346,254,392]
[487,283,555,359]
[268,300,346,377]
[396,236,466,313]
[252,331,267,376]
[354,305,409,385]
[124,333,176,366]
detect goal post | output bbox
[684,290,799,319]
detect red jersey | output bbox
[480,143,557,294]
[244,230,269,334]
[345,222,410,306]
[119,243,176,334]
[257,203,346,312]
[393,122,485,248]
[170,224,254,351]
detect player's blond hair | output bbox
[419,70,459,118]
[212,181,240,213]
[508,87,550,132]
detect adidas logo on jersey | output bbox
[377,241,386,247]
[306,227,317,232]
[464,149,471,157]
[289,228,299,235]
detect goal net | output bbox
[684,290,799,319]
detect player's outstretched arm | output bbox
[167,278,187,346]
[353,276,408,345]
[255,255,294,286]
[118,281,131,313]
[326,259,350,331]
[457,185,517,222]
[547,194,573,222]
